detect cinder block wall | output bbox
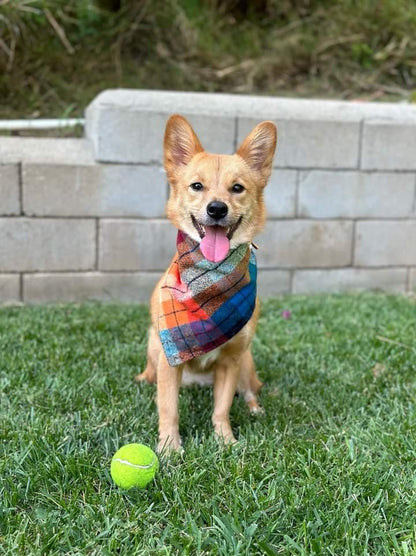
[1,90,416,304]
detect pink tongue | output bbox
[200,226,230,262]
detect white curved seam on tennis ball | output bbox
[114,457,156,469]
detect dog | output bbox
[135,114,277,452]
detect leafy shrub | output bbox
[0,0,415,118]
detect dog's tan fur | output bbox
[135,115,277,452]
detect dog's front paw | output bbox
[213,420,237,445]
[157,433,182,454]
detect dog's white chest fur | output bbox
[181,347,222,386]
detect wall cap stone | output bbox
[0,137,94,165]
[87,89,416,123]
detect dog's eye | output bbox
[231,183,245,193]
[190,182,204,192]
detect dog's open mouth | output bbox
[191,215,242,263]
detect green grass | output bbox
[1,0,416,120]
[1,293,416,555]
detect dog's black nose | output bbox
[206,201,228,220]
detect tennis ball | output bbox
[110,443,159,489]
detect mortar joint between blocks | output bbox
[18,273,23,302]
[18,162,23,216]
[412,173,416,214]
[95,218,100,270]
[351,220,357,267]
[294,170,301,217]
[233,116,239,152]
[357,119,364,170]
[289,269,295,294]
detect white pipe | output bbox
[0,118,85,130]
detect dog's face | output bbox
[164,115,277,262]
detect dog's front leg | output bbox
[212,356,241,444]
[157,353,183,453]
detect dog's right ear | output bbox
[164,115,204,182]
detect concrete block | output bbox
[0,164,20,215]
[23,163,167,217]
[86,90,236,163]
[298,171,415,218]
[355,220,416,266]
[23,272,160,304]
[238,117,360,169]
[87,107,166,164]
[87,90,416,125]
[23,164,99,217]
[362,119,416,170]
[256,220,353,268]
[293,268,407,294]
[233,93,416,122]
[99,165,167,217]
[99,219,176,271]
[257,269,291,297]
[0,274,20,303]
[0,137,93,165]
[265,169,297,218]
[181,114,235,155]
[85,90,416,167]
[0,218,95,271]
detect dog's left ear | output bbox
[236,121,277,182]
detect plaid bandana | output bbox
[158,230,257,367]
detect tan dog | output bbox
[135,115,277,452]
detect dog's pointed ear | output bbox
[236,121,277,181]
[164,115,204,179]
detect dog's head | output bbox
[164,114,277,262]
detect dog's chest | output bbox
[193,347,222,370]
[181,347,222,386]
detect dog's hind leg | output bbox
[135,326,158,384]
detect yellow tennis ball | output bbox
[110,443,159,489]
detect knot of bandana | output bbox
[158,230,257,367]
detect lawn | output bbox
[1,294,416,555]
